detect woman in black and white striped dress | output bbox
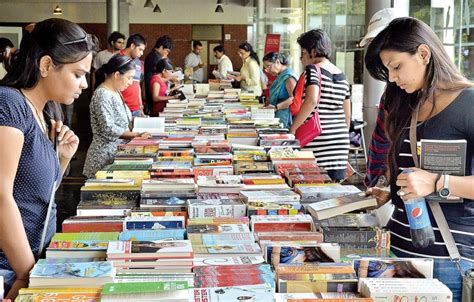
[290,29,351,181]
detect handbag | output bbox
[290,72,305,116]
[409,105,471,302]
[295,65,322,148]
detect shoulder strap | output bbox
[313,64,322,110]
[38,138,59,258]
[409,104,463,273]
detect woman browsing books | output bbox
[262,52,297,129]
[149,58,180,116]
[364,17,474,301]
[229,42,262,97]
[83,54,150,178]
[289,29,351,181]
[0,19,98,299]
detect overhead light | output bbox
[153,4,162,13]
[215,4,224,13]
[53,5,63,15]
[144,0,153,8]
[217,0,223,3]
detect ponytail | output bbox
[95,54,134,88]
[239,42,260,66]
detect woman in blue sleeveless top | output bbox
[263,52,297,129]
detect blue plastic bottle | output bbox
[401,169,435,248]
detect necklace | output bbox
[22,91,48,135]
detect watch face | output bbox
[439,188,450,198]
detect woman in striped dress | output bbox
[290,29,351,181]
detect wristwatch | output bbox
[439,174,451,198]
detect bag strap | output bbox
[314,64,322,111]
[409,104,464,275]
[38,133,60,258]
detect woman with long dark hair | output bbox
[262,52,297,128]
[83,54,150,178]
[230,42,262,97]
[0,18,97,298]
[365,17,474,301]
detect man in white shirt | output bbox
[212,45,233,79]
[184,40,204,83]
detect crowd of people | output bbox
[0,11,472,301]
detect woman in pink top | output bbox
[149,58,178,116]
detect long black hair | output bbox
[365,17,473,177]
[1,18,98,121]
[95,54,135,87]
[239,42,259,65]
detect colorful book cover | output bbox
[101,281,188,294]
[107,240,193,258]
[30,262,114,279]
[353,258,433,278]
[48,240,109,250]
[124,216,185,230]
[51,232,119,241]
[119,229,186,241]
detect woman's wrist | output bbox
[433,173,442,193]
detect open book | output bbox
[132,117,165,135]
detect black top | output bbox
[388,88,474,261]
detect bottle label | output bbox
[405,200,431,229]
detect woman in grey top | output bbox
[83,54,150,178]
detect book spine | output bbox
[189,204,246,218]
[80,190,140,203]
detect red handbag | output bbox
[295,65,322,147]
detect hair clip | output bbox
[62,34,88,46]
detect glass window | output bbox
[410,0,474,80]
[306,0,366,84]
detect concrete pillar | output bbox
[106,0,119,37]
[119,0,130,38]
[256,0,265,62]
[362,0,392,150]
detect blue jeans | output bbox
[327,169,346,181]
[392,249,473,302]
[131,110,142,117]
[0,269,16,298]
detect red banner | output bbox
[264,34,281,54]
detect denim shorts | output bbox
[392,249,473,302]
[0,269,16,298]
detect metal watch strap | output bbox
[409,105,463,274]
[444,174,450,190]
